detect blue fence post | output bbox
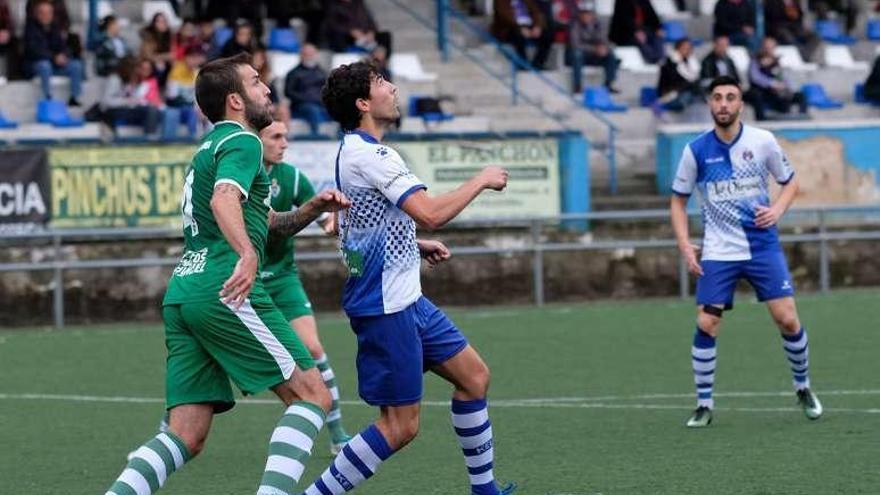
[437,0,450,62]
[559,133,590,231]
[755,0,764,47]
[87,0,99,50]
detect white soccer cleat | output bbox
[796,388,823,420]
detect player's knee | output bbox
[389,415,420,448]
[176,431,208,458]
[469,363,491,397]
[696,313,721,336]
[774,313,801,334]
[289,369,332,413]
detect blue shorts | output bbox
[696,250,795,309]
[348,296,468,406]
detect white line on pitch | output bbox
[1,392,878,414]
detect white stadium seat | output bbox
[269,52,301,81]
[595,0,615,16]
[824,45,869,70]
[330,53,365,70]
[388,53,437,82]
[614,47,660,74]
[700,0,719,16]
[774,45,818,71]
[727,46,751,75]
[142,1,182,28]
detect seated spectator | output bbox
[220,20,256,59]
[0,0,20,79]
[198,20,220,60]
[568,2,620,93]
[322,0,393,56]
[140,13,174,87]
[609,0,664,64]
[809,0,858,35]
[95,15,132,77]
[657,38,701,113]
[100,56,162,137]
[23,0,83,106]
[490,0,554,70]
[25,0,80,57]
[764,0,820,61]
[172,19,202,61]
[164,46,204,139]
[284,43,329,135]
[863,55,880,102]
[699,35,740,90]
[713,0,755,48]
[748,37,807,120]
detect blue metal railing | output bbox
[385,0,621,194]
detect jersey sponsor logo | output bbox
[259,270,274,279]
[706,176,762,202]
[383,170,412,191]
[269,178,280,198]
[173,248,208,276]
[705,156,725,164]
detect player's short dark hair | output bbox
[708,76,741,95]
[321,61,380,131]
[195,52,252,124]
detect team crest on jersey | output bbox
[270,178,280,198]
[742,149,755,163]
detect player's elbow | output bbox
[416,216,444,232]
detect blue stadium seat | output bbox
[583,86,627,112]
[214,27,233,48]
[854,83,880,106]
[0,111,18,129]
[268,28,300,53]
[640,86,658,107]
[36,100,84,127]
[867,19,880,41]
[815,20,856,45]
[801,83,843,109]
[662,21,688,42]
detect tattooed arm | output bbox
[211,183,258,308]
[268,189,351,241]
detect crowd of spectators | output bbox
[0,0,395,137]
[488,0,880,119]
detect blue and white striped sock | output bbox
[692,328,717,409]
[301,424,393,495]
[452,398,500,495]
[782,328,810,390]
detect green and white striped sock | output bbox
[106,431,191,495]
[257,401,326,495]
[315,354,348,442]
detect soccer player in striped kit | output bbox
[670,76,822,428]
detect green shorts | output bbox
[263,272,314,321]
[163,295,315,412]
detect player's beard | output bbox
[242,92,274,132]
[712,107,740,129]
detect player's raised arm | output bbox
[268,189,351,239]
[400,166,509,231]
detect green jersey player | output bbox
[260,120,353,453]
[105,53,350,495]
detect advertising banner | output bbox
[0,149,50,232]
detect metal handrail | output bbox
[384,0,620,192]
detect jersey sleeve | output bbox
[765,136,795,184]
[292,168,317,207]
[214,132,263,199]
[671,144,698,196]
[358,147,426,207]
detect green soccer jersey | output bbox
[261,162,316,280]
[164,121,271,305]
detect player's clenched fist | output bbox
[479,166,509,191]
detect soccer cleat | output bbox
[499,482,518,494]
[330,433,353,455]
[796,388,823,420]
[686,406,713,428]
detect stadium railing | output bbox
[387,0,622,194]
[3,205,880,328]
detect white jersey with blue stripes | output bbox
[335,130,427,316]
[672,124,795,261]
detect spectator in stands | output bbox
[699,35,740,90]
[0,0,20,79]
[764,0,820,61]
[748,36,807,120]
[284,42,329,135]
[568,2,620,93]
[712,0,755,48]
[609,0,664,64]
[809,0,858,36]
[95,15,132,77]
[25,0,80,57]
[164,45,204,139]
[490,0,554,70]
[863,55,880,102]
[252,46,289,122]
[140,12,174,87]
[100,56,162,137]
[322,0,393,56]
[198,20,220,60]
[220,20,257,58]
[268,0,325,45]
[23,0,84,106]
[657,38,701,113]
[173,19,202,61]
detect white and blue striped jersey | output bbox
[335,130,427,316]
[672,124,795,261]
